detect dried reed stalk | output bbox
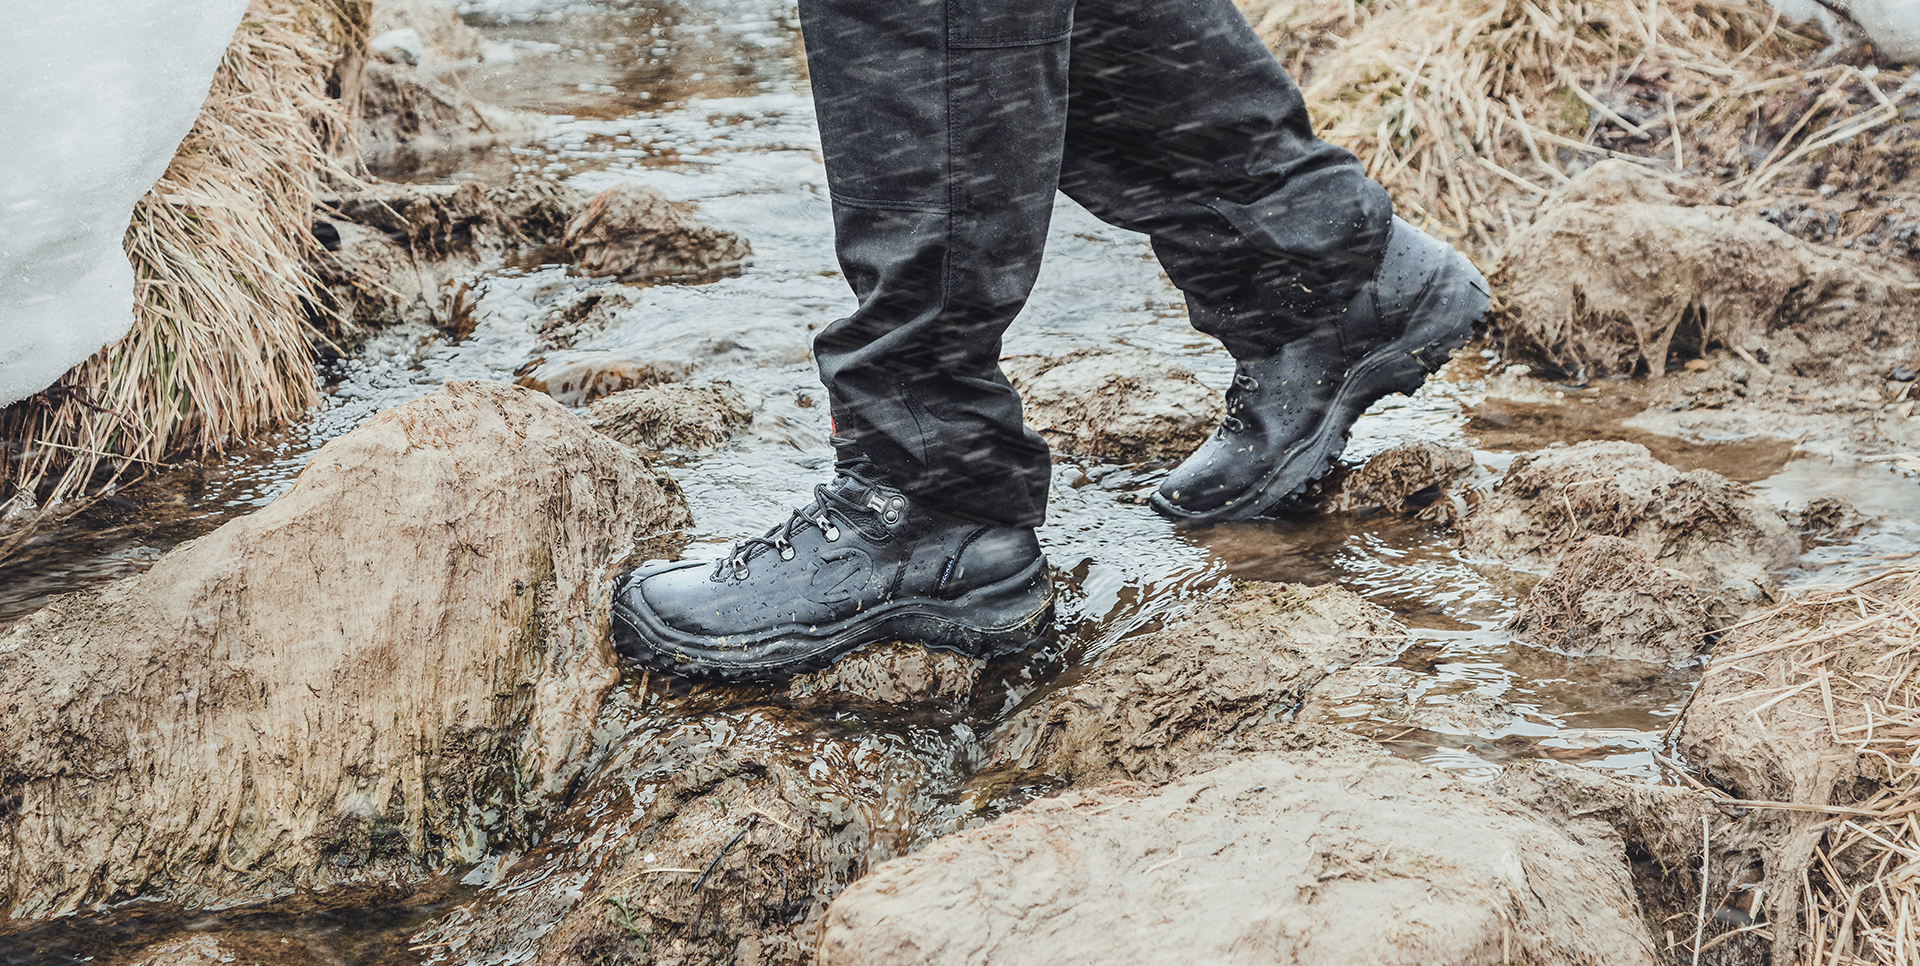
[1706,566,1920,964]
[1241,0,1913,260]
[0,0,360,560]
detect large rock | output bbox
[1508,535,1714,665]
[1461,440,1797,611]
[1491,160,1920,380]
[0,382,690,917]
[1001,347,1224,463]
[819,737,1658,966]
[562,184,753,281]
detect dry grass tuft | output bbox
[1691,566,1920,964]
[0,0,363,558]
[1242,0,1916,259]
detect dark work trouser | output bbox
[801,0,1393,528]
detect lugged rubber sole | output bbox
[611,557,1056,683]
[1151,261,1488,525]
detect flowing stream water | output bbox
[6,0,1920,961]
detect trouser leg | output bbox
[800,0,1072,528]
[1059,0,1393,360]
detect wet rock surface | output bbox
[588,381,754,453]
[1509,535,1715,666]
[410,697,953,966]
[316,180,584,330]
[563,183,753,281]
[1001,347,1224,462]
[974,582,1404,793]
[1300,665,1517,734]
[357,0,533,178]
[0,382,689,918]
[1492,161,1920,382]
[820,732,1658,966]
[536,285,643,350]
[1461,440,1799,612]
[776,641,984,719]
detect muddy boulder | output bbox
[412,697,955,966]
[588,381,754,453]
[1001,347,1224,463]
[1318,439,1475,522]
[975,581,1404,793]
[1508,535,1715,666]
[819,733,1657,966]
[0,382,690,917]
[1492,160,1920,380]
[563,183,753,281]
[1461,440,1797,611]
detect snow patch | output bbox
[0,0,248,407]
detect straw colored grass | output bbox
[0,0,363,559]
[1688,565,1920,964]
[1242,0,1916,259]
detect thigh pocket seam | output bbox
[949,29,1071,48]
[831,193,952,214]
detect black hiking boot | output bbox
[610,453,1054,683]
[1151,217,1488,524]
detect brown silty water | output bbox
[3,0,1918,961]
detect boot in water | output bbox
[1152,217,1488,524]
[611,452,1054,683]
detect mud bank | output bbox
[316,180,748,337]
[0,382,688,917]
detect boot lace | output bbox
[720,439,888,580]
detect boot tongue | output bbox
[821,474,896,541]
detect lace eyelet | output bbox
[1221,414,1247,434]
[825,524,841,542]
[1234,373,1260,392]
[730,558,750,579]
[777,540,795,561]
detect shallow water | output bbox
[7,0,1920,959]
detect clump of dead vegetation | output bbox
[1674,565,1920,964]
[0,0,365,561]
[1241,0,1917,259]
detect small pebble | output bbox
[1892,367,1916,383]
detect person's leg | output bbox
[608,0,1074,681]
[806,0,1078,529]
[1057,0,1489,521]
[1059,0,1393,359]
